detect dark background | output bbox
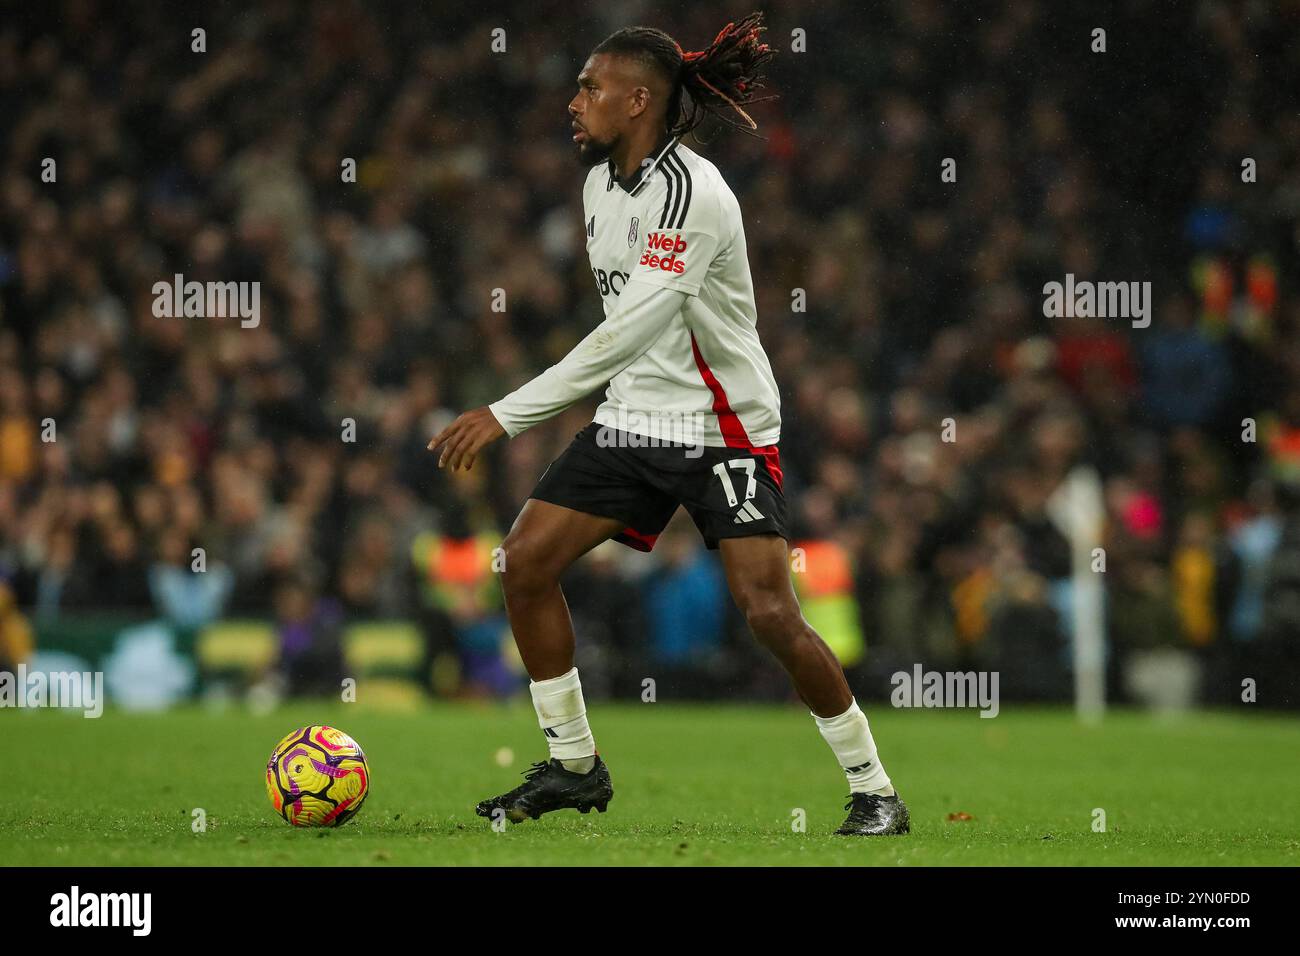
[1,0,1298,707]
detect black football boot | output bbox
[834,792,911,836]
[475,756,613,823]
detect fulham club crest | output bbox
[628,216,639,248]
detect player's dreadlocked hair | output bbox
[592,12,777,139]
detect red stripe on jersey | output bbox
[689,332,784,490]
[754,445,784,491]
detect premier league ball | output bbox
[265,726,370,827]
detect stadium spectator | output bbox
[1,1,1297,706]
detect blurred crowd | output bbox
[2,1,1299,706]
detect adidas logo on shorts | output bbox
[732,501,766,524]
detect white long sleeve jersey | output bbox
[489,137,782,450]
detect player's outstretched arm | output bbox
[426,406,507,471]
[478,278,689,441]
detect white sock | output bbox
[813,699,894,795]
[529,667,596,773]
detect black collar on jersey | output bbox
[606,132,680,195]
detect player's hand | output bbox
[426,406,506,471]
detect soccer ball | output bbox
[265,725,370,827]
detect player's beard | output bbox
[575,133,615,166]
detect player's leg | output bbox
[474,499,622,823]
[718,534,909,835]
[499,497,625,680]
[717,533,852,717]
[476,425,677,823]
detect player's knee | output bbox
[741,591,802,649]
[499,533,560,598]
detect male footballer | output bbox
[429,12,908,836]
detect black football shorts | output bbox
[529,422,789,552]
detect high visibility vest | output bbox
[411,532,502,613]
[791,539,865,666]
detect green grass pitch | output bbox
[2,702,1297,866]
